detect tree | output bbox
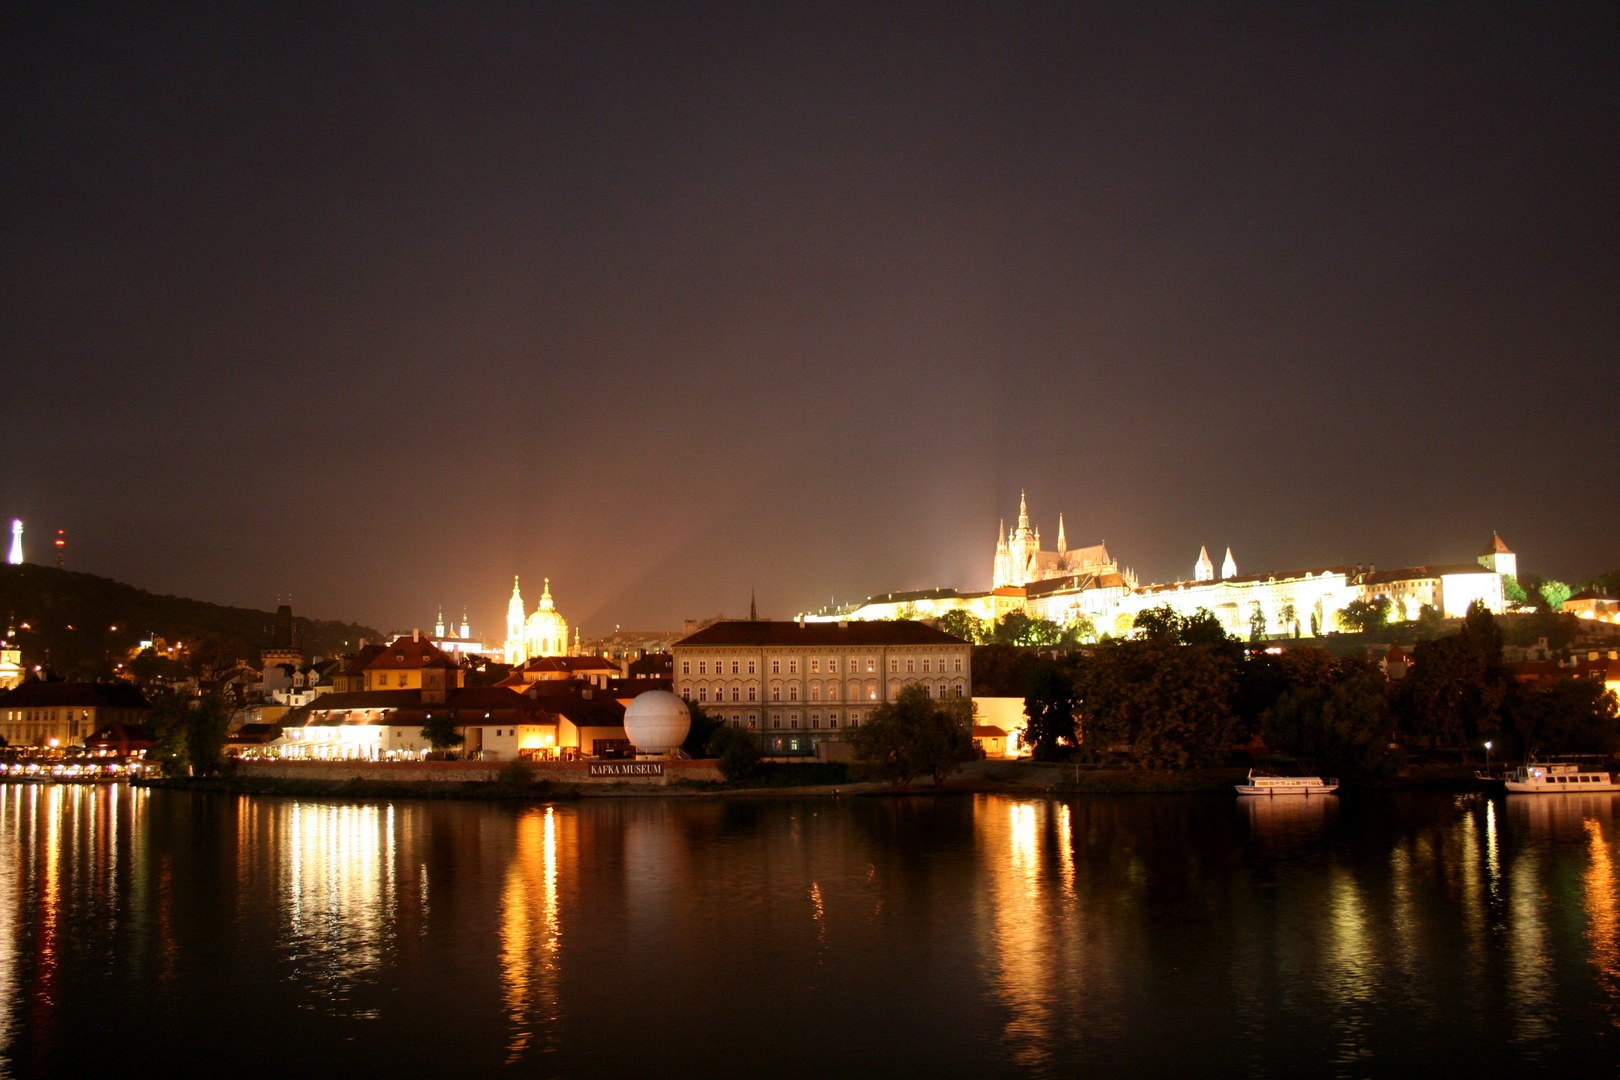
[1132,604,1230,648]
[420,713,464,757]
[1072,642,1239,767]
[706,723,763,781]
[990,611,1061,647]
[682,701,722,758]
[892,602,921,621]
[849,685,973,786]
[971,644,1037,697]
[1278,603,1298,638]
[1337,597,1390,634]
[1395,602,1510,752]
[1502,575,1528,606]
[144,687,192,777]
[1059,615,1096,647]
[1506,677,1620,757]
[1265,670,1400,786]
[184,689,232,777]
[1022,662,1077,760]
[1415,604,1442,634]
[1540,580,1572,612]
[1248,604,1267,641]
[938,609,986,644]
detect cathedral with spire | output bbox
[992,492,1126,589]
[503,576,573,665]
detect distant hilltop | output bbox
[0,563,380,681]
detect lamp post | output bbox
[1484,740,1493,777]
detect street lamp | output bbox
[1484,740,1493,777]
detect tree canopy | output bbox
[849,685,973,786]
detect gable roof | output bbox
[677,620,968,648]
[364,637,458,670]
[1483,531,1513,555]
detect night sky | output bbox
[3,2,1616,636]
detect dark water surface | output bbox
[0,785,1616,1077]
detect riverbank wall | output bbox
[234,758,725,785]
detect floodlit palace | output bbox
[803,493,1511,638]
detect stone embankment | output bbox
[236,758,724,785]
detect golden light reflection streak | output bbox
[501,806,561,1063]
[1583,818,1617,1023]
[282,802,388,1001]
[988,800,1057,1073]
[0,787,20,1074]
[1485,799,1501,904]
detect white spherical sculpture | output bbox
[623,690,691,756]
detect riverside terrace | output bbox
[251,683,633,762]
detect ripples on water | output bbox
[0,784,1615,1077]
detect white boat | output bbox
[1503,762,1620,793]
[1235,771,1338,795]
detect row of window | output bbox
[2,709,92,723]
[683,681,965,703]
[680,655,965,676]
[713,710,865,731]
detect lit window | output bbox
[811,659,820,674]
[829,683,839,700]
[828,659,838,673]
[772,686,781,701]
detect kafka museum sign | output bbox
[587,762,665,778]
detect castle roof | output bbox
[1483,531,1513,555]
[677,620,966,648]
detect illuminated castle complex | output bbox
[804,494,1513,639]
[503,577,573,664]
[992,492,1131,589]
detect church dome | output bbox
[522,578,569,657]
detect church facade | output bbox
[503,577,573,665]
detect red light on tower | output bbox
[55,530,65,569]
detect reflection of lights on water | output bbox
[502,806,564,1062]
[1583,817,1617,1019]
[282,801,393,1001]
[1485,800,1501,901]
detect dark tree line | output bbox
[1018,603,1619,785]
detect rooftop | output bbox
[677,620,968,648]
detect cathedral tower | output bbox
[504,577,527,665]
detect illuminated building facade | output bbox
[992,493,1131,589]
[362,632,463,702]
[804,492,1518,639]
[672,620,971,752]
[0,681,150,748]
[503,577,571,665]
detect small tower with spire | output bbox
[1478,532,1516,579]
[1195,546,1214,582]
[1221,548,1237,580]
[504,576,527,665]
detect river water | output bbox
[0,784,1615,1077]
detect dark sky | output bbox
[3,2,1616,637]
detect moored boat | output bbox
[1503,762,1620,793]
[1235,770,1338,795]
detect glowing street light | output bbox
[1484,740,1494,777]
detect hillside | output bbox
[0,563,381,680]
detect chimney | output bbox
[413,628,420,643]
